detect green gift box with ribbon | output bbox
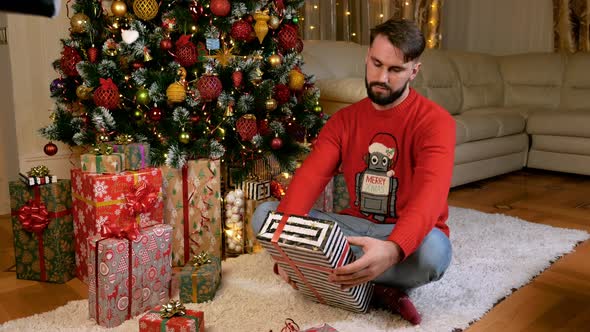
[139,301,204,332]
[81,153,125,174]
[8,179,75,283]
[179,253,221,303]
[111,142,150,171]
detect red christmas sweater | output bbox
[277,88,456,258]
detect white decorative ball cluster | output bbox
[224,189,245,253]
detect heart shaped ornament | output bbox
[121,29,139,44]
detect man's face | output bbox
[365,35,420,110]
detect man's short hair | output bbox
[369,18,426,62]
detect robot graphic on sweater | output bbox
[355,133,399,222]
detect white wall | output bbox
[442,0,554,55]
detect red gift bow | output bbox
[99,77,117,89]
[100,218,140,241]
[176,34,193,48]
[125,180,158,217]
[18,200,50,234]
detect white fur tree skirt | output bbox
[1,207,588,332]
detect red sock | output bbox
[372,284,421,325]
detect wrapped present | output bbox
[161,159,222,266]
[71,168,164,283]
[256,212,373,313]
[88,223,173,328]
[179,252,221,303]
[312,177,334,213]
[81,152,125,174]
[332,174,349,213]
[238,179,271,200]
[139,301,204,332]
[243,197,277,253]
[9,179,75,283]
[112,142,150,171]
[19,165,58,186]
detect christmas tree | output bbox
[40,0,326,181]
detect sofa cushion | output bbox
[465,106,553,120]
[561,52,590,111]
[447,51,503,112]
[526,111,590,138]
[500,53,565,109]
[412,49,462,115]
[531,135,590,155]
[454,112,525,145]
[316,78,367,104]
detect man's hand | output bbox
[328,236,403,289]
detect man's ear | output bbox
[409,61,421,81]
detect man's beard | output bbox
[365,78,408,106]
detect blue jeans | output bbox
[251,201,452,290]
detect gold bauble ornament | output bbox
[136,87,151,105]
[70,13,90,33]
[289,69,305,91]
[166,81,186,103]
[269,15,280,29]
[179,130,191,144]
[76,85,93,100]
[268,54,282,68]
[265,98,278,111]
[111,0,128,17]
[313,102,323,113]
[253,10,270,43]
[133,0,159,21]
[134,108,144,120]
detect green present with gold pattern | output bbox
[9,179,75,283]
[179,253,221,303]
[111,142,150,170]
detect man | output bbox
[252,18,455,326]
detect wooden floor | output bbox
[1,168,589,331]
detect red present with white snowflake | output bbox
[139,305,204,332]
[71,168,164,283]
[88,223,173,328]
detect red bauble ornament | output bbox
[132,61,144,70]
[149,107,163,122]
[270,180,286,199]
[44,142,58,156]
[244,14,254,23]
[295,38,304,53]
[197,74,223,101]
[190,112,200,123]
[271,137,283,150]
[60,46,82,76]
[210,0,231,17]
[236,114,258,141]
[93,78,120,110]
[274,84,291,104]
[160,38,173,51]
[231,70,243,88]
[188,0,204,21]
[231,20,254,42]
[175,35,198,67]
[87,46,98,63]
[278,25,299,50]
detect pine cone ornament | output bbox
[87,46,99,63]
[210,0,231,17]
[231,20,253,42]
[60,46,81,77]
[232,70,243,88]
[175,35,198,67]
[236,114,258,141]
[278,24,299,50]
[93,78,120,110]
[274,84,291,104]
[197,74,223,101]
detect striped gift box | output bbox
[256,212,373,313]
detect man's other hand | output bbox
[328,237,402,289]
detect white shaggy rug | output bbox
[1,207,588,332]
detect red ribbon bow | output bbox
[99,77,117,89]
[176,34,193,48]
[18,200,50,234]
[124,181,158,217]
[100,218,140,241]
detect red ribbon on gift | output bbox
[271,214,326,305]
[100,218,140,241]
[125,180,158,220]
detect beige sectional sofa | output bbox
[301,40,590,187]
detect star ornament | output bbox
[205,44,235,67]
